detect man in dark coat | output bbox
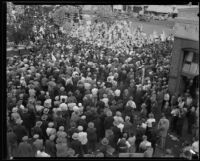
[111,122,122,149]
[53,112,66,130]
[7,128,18,158]
[13,119,28,144]
[20,108,35,137]
[68,122,79,143]
[93,115,101,142]
[31,121,43,139]
[17,136,34,157]
[40,115,49,140]
[70,133,83,156]
[45,135,56,157]
[77,116,87,131]
[104,111,114,131]
[86,122,97,152]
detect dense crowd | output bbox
[6,17,199,158]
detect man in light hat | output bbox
[59,98,68,111]
[77,126,88,154]
[46,122,56,137]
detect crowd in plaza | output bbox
[6,13,199,158]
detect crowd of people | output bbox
[6,13,199,158]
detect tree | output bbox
[6,3,55,45]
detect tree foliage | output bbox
[6,3,55,45]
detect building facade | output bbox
[168,7,199,97]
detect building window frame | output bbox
[181,48,199,78]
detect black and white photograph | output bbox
[5,2,199,159]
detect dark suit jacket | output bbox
[45,139,56,157]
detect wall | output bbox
[168,38,199,94]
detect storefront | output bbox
[168,7,199,96]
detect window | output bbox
[182,50,199,77]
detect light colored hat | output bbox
[114,89,121,96]
[125,116,130,121]
[59,126,64,131]
[73,106,79,112]
[33,134,39,139]
[72,133,79,140]
[12,107,18,113]
[103,94,108,98]
[116,111,122,117]
[81,115,86,120]
[16,119,23,125]
[48,122,54,127]
[77,126,83,131]
[78,103,82,107]
[60,87,65,91]
[49,134,56,141]
[22,136,29,141]
[55,96,59,101]
[146,142,152,147]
